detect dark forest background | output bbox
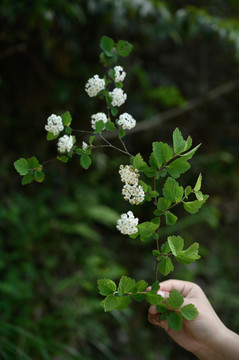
[1,0,239,359]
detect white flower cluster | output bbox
[109,88,127,107]
[114,65,126,82]
[116,211,138,235]
[57,135,73,153]
[91,112,108,130]
[119,165,139,185]
[85,75,105,97]
[122,183,145,205]
[118,113,136,130]
[119,165,145,205]
[45,114,64,136]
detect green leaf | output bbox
[80,154,92,170]
[89,136,95,145]
[181,304,199,320]
[21,172,34,185]
[100,52,117,66]
[167,159,191,179]
[168,312,183,331]
[118,276,136,296]
[137,221,159,240]
[118,127,126,138]
[14,158,29,175]
[163,177,184,203]
[105,121,115,131]
[152,142,174,167]
[34,170,45,183]
[176,242,200,265]
[94,120,105,134]
[100,36,114,56]
[156,303,168,313]
[57,156,69,163]
[103,294,119,312]
[151,281,160,292]
[185,136,192,151]
[167,289,184,309]
[194,173,202,192]
[116,40,133,57]
[138,180,148,193]
[47,132,59,140]
[195,191,204,201]
[183,195,209,214]
[158,257,174,276]
[111,107,118,116]
[173,128,186,154]
[98,279,117,296]
[167,236,184,256]
[161,242,171,254]
[145,292,164,305]
[132,153,147,171]
[61,111,72,126]
[165,211,178,226]
[150,190,159,197]
[181,144,201,160]
[28,156,40,169]
[136,280,148,292]
[157,198,172,212]
[116,296,131,310]
[131,293,145,302]
[185,185,192,198]
[143,167,157,178]
[149,153,158,168]
[109,68,115,79]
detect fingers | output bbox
[159,279,195,298]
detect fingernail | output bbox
[157,290,169,298]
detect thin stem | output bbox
[118,136,134,157]
[99,134,133,157]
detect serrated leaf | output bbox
[103,294,119,312]
[61,111,72,126]
[149,153,158,168]
[152,250,161,257]
[89,136,95,145]
[163,177,184,203]
[100,36,114,56]
[28,156,40,169]
[195,191,204,201]
[150,190,159,197]
[167,159,191,179]
[185,136,192,151]
[157,198,172,211]
[156,303,168,313]
[181,144,201,160]
[194,173,202,192]
[151,281,160,292]
[94,120,105,134]
[118,127,125,138]
[152,142,174,167]
[137,222,159,240]
[116,40,133,57]
[80,154,92,170]
[176,242,200,265]
[165,211,178,226]
[105,121,115,131]
[159,312,167,320]
[138,180,148,193]
[131,293,145,302]
[143,167,157,178]
[136,280,148,292]
[158,257,174,276]
[116,296,131,310]
[181,304,199,320]
[57,156,69,163]
[167,289,184,309]
[146,292,164,305]
[185,185,192,198]
[173,128,186,154]
[118,276,136,296]
[183,195,209,214]
[168,312,183,331]
[21,172,34,185]
[167,236,184,256]
[14,158,29,175]
[109,68,115,79]
[97,279,117,296]
[132,153,147,171]
[47,132,59,140]
[161,242,171,254]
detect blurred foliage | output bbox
[1,0,239,359]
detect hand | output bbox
[147,279,239,359]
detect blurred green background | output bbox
[1,0,239,359]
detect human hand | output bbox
[148,280,239,359]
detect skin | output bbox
[147,280,239,360]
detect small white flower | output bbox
[119,165,139,185]
[91,112,108,130]
[82,141,88,151]
[122,184,145,205]
[85,75,105,97]
[114,65,126,82]
[45,114,64,136]
[109,88,127,107]
[118,113,136,130]
[116,211,139,235]
[57,135,73,153]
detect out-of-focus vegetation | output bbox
[1,0,239,359]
